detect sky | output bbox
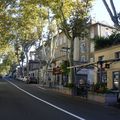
[91,0,120,26]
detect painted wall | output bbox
[95,45,120,89]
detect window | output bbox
[80,35,85,41]
[105,28,111,37]
[105,32,109,37]
[113,71,120,89]
[97,71,107,83]
[80,55,86,62]
[98,56,104,61]
[90,31,94,38]
[90,58,94,62]
[80,43,86,53]
[115,51,120,59]
[90,42,94,52]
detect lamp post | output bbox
[97,60,104,83]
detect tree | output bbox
[0,46,17,75]
[102,0,120,29]
[0,0,47,76]
[41,0,93,85]
[60,60,70,75]
[0,1,16,55]
[92,32,120,50]
[0,0,93,81]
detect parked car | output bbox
[0,75,2,79]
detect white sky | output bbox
[91,0,120,26]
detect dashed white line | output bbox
[7,80,86,120]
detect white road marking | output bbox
[7,80,86,120]
[37,86,46,90]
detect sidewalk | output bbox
[14,78,120,110]
[39,84,72,95]
[35,83,120,109]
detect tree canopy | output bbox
[92,32,120,50]
[102,0,120,29]
[0,0,94,75]
[0,0,47,74]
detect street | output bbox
[0,77,120,120]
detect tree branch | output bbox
[110,0,118,25]
[102,0,114,22]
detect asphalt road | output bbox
[0,77,120,120]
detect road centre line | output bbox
[7,80,86,120]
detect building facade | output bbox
[35,40,52,83]
[28,59,39,82]
[52,32,70,86]
[95,44,120,90]
[33,22,116,88]
[74,22,116,85]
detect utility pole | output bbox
[98,60,104,83]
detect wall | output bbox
[95,44,120,89]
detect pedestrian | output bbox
[48,76,52,88]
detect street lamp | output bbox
[97,60,104,83]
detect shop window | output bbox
[98,55,104,61]
[80,43,86,53]
[113,71,120,89]
[97,71,107,83]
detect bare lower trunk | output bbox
[69,37,74,84]
[25,52,29,79]
[21,60,24,77]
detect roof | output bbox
[90,22,116,29]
